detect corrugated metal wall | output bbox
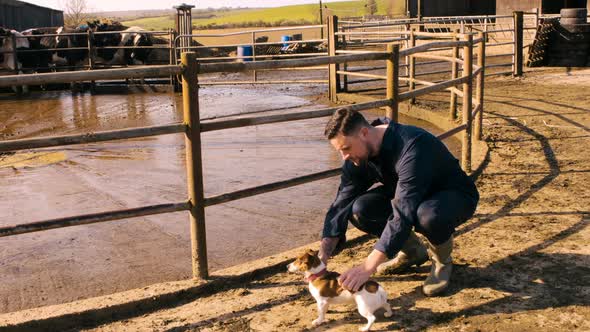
[0,0,63,30]
[542,0,588,14]
[407,0,589,17]
[495,0,541,16]
[496,0,589,15]
[471,1,496,16]
[409,0,496,17]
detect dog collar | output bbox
[305,268,327,282]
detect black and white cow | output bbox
[54,25,90,68]
[20,28,54,72]
[124,27,153,65]
[55,23,153,67]
[1,22,156,73]
[0,27,8,66]
[99,26,153,66]
[0,27,30,71]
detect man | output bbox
[319,108,479,296]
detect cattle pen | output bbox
[0,11,540,89]
[0,28,485,281]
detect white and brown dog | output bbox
[287,249,392,331]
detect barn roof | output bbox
[0,0,63,13]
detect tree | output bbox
[62,0,90,27]
[365,0,377,16]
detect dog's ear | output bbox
[311,250,319,257]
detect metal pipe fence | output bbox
[337,12,531,78]
[172,24,328,85]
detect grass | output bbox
[121,16,175,31]
[121,0,406,30]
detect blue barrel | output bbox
[281,35,292,47]
[237,45,253,62]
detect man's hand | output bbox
[338,264,373,292]
[338,249,388,292]
[318,237,341,264]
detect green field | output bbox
[122,0,406,30]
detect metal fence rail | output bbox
[173,24,329,85]
[337,12,530,78]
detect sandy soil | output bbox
[1,66,584,331]
[0,63,589,331]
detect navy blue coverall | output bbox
[322,120,479,258]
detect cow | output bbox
[0,28,30,71]
[20,27,69,68]
[20,28,54,72]
[54,25,91,68]
[124,27,153,65]
[0,27,8,66]
[54,22,153,67]
[99,26,153,66]
[89,20,126,64]
[2,21,158,74]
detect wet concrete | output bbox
[0,83,460,313]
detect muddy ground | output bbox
[10,66,584,332]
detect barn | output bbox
[408,0,497,17]
[495,0,589,15]
[0,0,64,30]
[408,0,590,17]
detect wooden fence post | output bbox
[386,43,399,122]
[461,34,473,173]
[328,15,339,102]
[181,52,208,279]
[404,29,410,78]
[341,27,348,92]
[449,29,459,120]
[409,29,416,104]
[513,11,524,76]
[475,32,486,141]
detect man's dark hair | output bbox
[324,108,370,139]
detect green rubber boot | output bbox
[422,236,453,296]
[376,231,428,275]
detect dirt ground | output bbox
[1,66,589,331]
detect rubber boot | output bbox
[376,231,428,275]
[422,236,453,296]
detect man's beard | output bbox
[355,154,370,168]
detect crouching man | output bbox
[319,109,479,296]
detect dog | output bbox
[287,249,392,331]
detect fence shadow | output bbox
[384,213,589,331]
[457,110,560,236]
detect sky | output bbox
[25,0,347,12]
